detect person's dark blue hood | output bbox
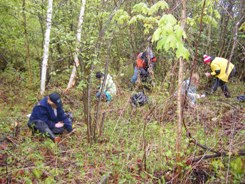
[49,92,62,108]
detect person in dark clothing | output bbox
[27,92,73,143]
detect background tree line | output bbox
[0,0,244,183]
[0,0,244,86]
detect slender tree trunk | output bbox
[66,0,86,91]
[40,0,53,95]
[169,60,178,95]
[33,0,45,79]
[94,43,111,142]
[192,0,206,72]
[22,0,32,83]
[226,16,244,74]
[218,1,233,56]
[83,67,92,144]
[175,0,186,181]
[224,36,233,59]
[33,0,45,48]
[84,0,125,144]
[207,2,215,54]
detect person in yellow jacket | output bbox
[203,55,236,98]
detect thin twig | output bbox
[191,151,245,163]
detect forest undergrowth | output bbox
[0,75,244,183]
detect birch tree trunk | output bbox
[66,0,86,91]
[40,0,53,95]
[175,0,186,180]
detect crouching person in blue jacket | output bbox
[27,92,73,143]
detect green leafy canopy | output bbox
[112,9,130,25]
[132,1,169,15]
[126,1,169,26]
[152,14,190,60]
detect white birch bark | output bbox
[40,0,53,95]
[66,0,86,90]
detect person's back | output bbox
[102,74,117,96]
[96,72,116,102]
[211,57,234,82]
[136,52,148,70]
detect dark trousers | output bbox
[229,67,236,80]
[211,78,230,97]
[211,67,236,98]
[28,120,64,140]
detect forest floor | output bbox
[0,77,244,183]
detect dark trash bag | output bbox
[131,92,148,107]
[237,95,245,102]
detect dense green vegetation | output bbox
[0,0,244,183]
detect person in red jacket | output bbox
[131,47,156,84]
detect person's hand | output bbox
[200,94,206,98]
[55,122,64,128]
[101,93,107,102]
[205,72,211,77]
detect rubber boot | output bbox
[27,121,36,136]
[224,91,231,98]
[44,128,60,143]
[221,84,231,98]
[211,79,219,94]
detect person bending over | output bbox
[96,71,117,102]
[203,54,236,98]
[27,92,73,143]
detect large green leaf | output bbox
[132,3,148,14]
[176,45,190,60]
[156,38,166,51]
[164,33,177,51]
[148,1,169,15]
[159,14,177,26]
